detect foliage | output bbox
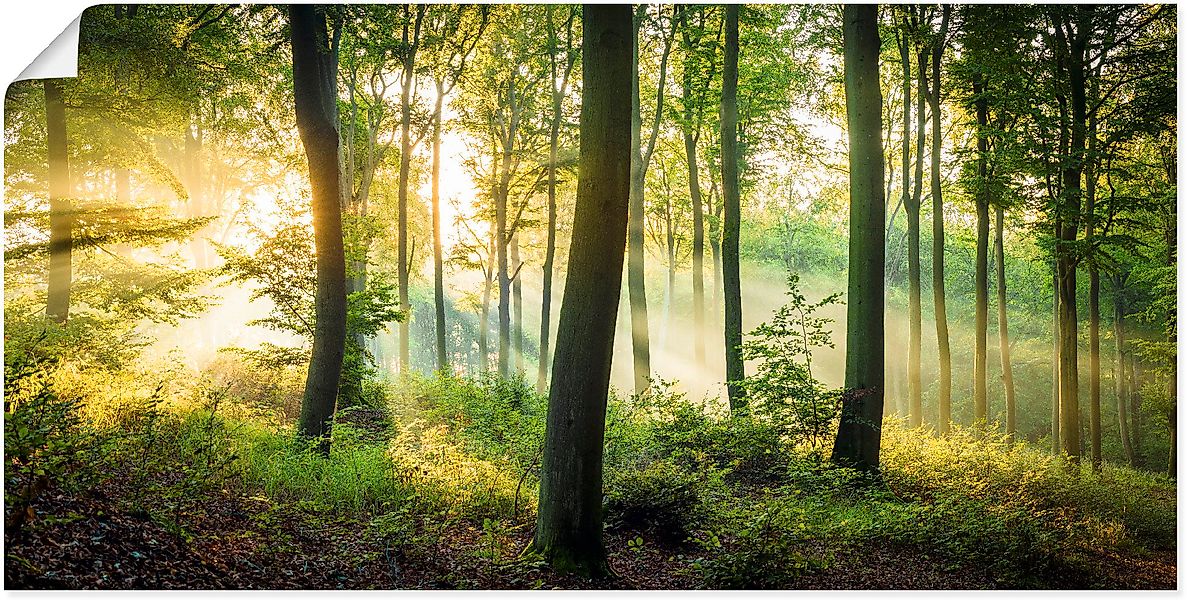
[740,272,843,449]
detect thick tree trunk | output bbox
[431,84,449,374]
[995,204,1017,440]
[44,79,72,325]
[972,78,990,425]
[531,5,632,576]
[721,4,745,412]
[1057,11,1088,463]
[831,4,885,474]
[291,5,347,453]
[928,5,952,434]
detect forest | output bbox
[2,3,1178,590]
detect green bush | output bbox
[604,459,703,537]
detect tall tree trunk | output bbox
[1086,121,1101,471]
[1051,261,1062,454]
[709,180,723,333]
[479,231,495,373]
[972,77,990,425]
[995,204,1017,440]
[626,6,673,393]
[44,79,72,325]
[720,4,745,412]
[928,5,953,434]
[902,16,923,429]
[1057,9,1088,463]
[291,5,347,453]
[537,129,559,392]
[1113,275,1135,465]
[431,82,448,373]
[531,5,631,576]
[537,12,574,393]
[511,231,524,375]
[496,158,512,379]
[681,7,707,367]
[396,6,425,375]
[1132,359,1143,462]
[831,3,885,474]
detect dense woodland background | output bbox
[3,3,1178,590]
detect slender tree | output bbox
[897,8,923,428]
[427,6,488,374]
[627,5,674,393]
[537,5,578,393]
[831,3,885,474]
[995,203,1017,439]
[720,4,745,412]
[926,5,953,434]
[44,80,72,324]
[396,4,426,374]
[290,4,347,452]
[531,4,632,576]
[972,75,990,424]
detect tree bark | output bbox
[431,82,449,374]
[1056,7,1088,463]
[1113,275,1136,465]
[291,5,347,453]
[537,8,575,394]
[1051,262,1062,454]
[44,79,72,325]
[901,14,923,429]
[680,5,707,368]
[626,6,673,393]
[972,77,990,425]
[720,4,745,412]
[995,204,1017,440]
[511,231,524,375]
[831,4,885,474]
[396,5,425,375]
[1086,117,1101,471]
[928,5,953,435]
[531,5,632,576]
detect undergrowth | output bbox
[4,351,1177,589]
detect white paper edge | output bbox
[13,15,81,82]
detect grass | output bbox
[5,360,1178,589]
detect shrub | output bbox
[689,501,832,589]
[604,459,703,537]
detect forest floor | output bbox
[5,371,1178,590]
[6,465,1176,590]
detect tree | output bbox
[676,5,714,368]
[831,3,885,474]
[44,80,72,324]
[531,4,632,576]
[424,5,488,373]
[627,5,675,393]
[925,5,953,434]
[396,4,426,374]
[720,4,745,412]
[536,4,578,394]
[895,7,923,428]
[289,4,347,452]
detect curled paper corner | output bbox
[14,15,82,83]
